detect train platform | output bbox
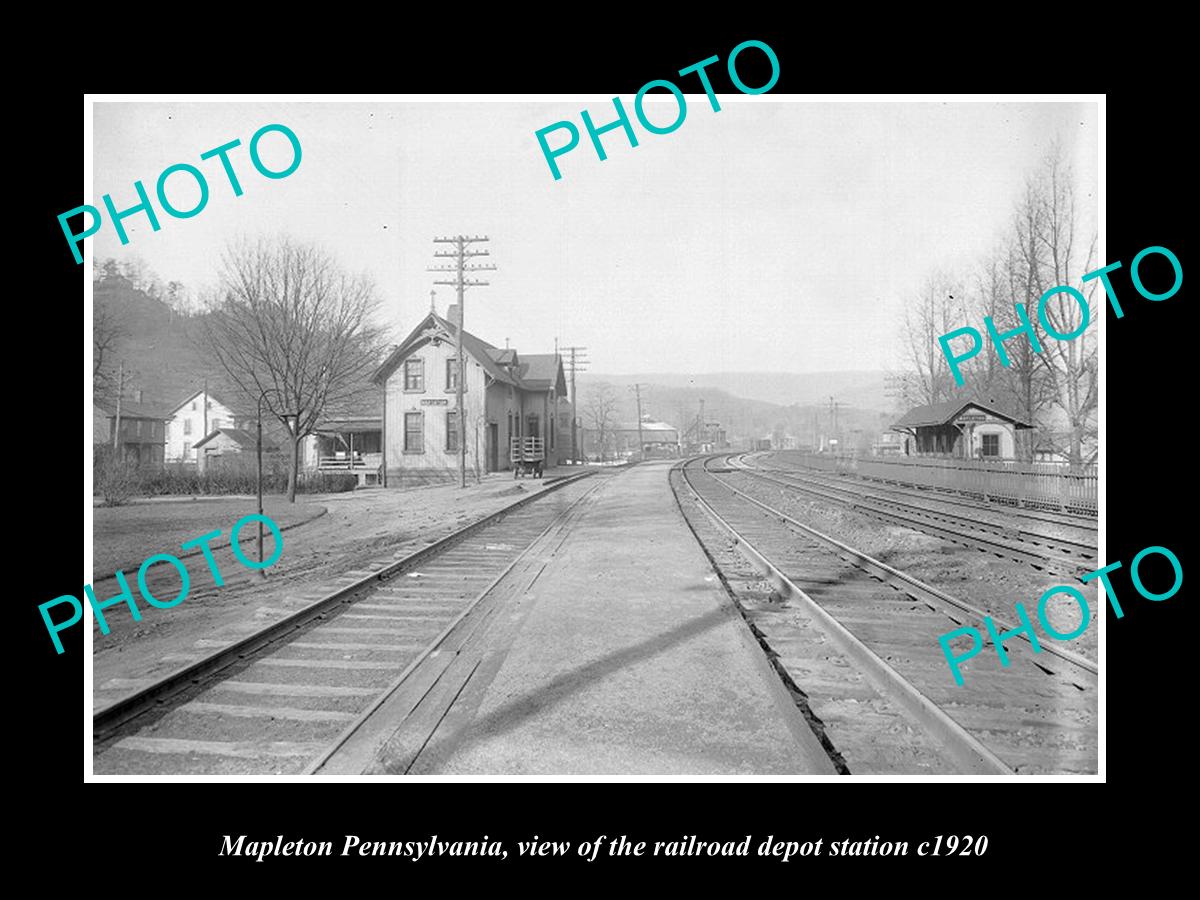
[359,459,836,775]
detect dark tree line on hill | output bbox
[894,147,1098,466]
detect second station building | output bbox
[891,399,1032,459]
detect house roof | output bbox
[371,312,565,393]
[170,388,246,417]
[95,400,172,421]
[514,353,567,393]
[892,399,1033,430]
[315,417,383,434]
[193,427,277,451]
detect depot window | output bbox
[404,358,425,392]
[404,412,424,453]
[981,433,1000,457]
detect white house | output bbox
[165,389,246,464]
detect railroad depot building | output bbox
[891,399,1032,459]
[370,308,571,485]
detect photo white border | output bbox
[83,92,1106,784]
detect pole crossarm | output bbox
[431,234,496,488]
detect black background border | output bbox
[20,22,1188,883]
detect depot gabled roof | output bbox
[892,399,1033,430]
[371,312,566,394]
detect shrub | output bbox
[297,472,358,493]
[93,448,362,498]
[94,447,140,506]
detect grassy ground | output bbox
[92,496,326,580]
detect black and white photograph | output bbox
[80,95,1104,779]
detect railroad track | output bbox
[730,453,1097,579]
[671,455,1097,775]
[93,471,601,776]
[749,451,1096,531]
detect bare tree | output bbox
[899,271,966,407]
[1030,150,1097,467]
[583,382,618,462]
[117,255,163,298]
[965,239,1055,461]
[200,237,387,502]
[93,295,127,407]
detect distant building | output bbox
[370,308,571,485]
[193,427,278,472]
[872,431,904,456]
[891,400,1032,460]
[582,419,680,460]
[95,398,170,466]
[165,389,248,464]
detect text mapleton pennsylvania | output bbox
[219,832,988,863]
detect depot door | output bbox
[488,423,499,472]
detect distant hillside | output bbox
[587,371,888,414]
[93,275,381,420]
[576,376,893,449]
[94,274,228,413]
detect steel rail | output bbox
[304,477,604,775]
[728,455,1095,577]
[738,454,1097,549]
[701,456,1097,679]
[747,452,1098,530]
[674,457,1015,775]
[93,470,595,738]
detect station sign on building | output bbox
[891,400,1032,460]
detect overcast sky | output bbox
[92,99,1097,375]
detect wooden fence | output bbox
[768,451,1097,516]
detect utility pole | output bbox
[562,345,588,463]
[203,376,209,438]
[631,383,646,459]
[112,361,126,451]
[430,235,496,488]
[698,398,706,448]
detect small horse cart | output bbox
[511,436,545,478]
